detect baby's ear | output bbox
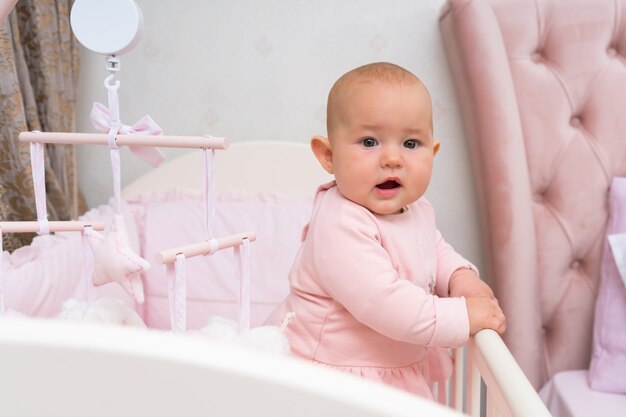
[310,135,334,174]
[433,140,441,156]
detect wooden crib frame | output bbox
[0,318,551,417]
[0,317,549,417]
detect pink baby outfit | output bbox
[266,182,475,398]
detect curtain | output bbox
[0,0,84,252]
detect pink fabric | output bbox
[90,102,165,168]
[166,253,187,333]
[265,183,473,398]
[1,202,137,317]
[588,177,626,393]
[539,370,626,417]
[29,142,49,235]
[201,148,216,239]
[85,214,150,304]
[234,238,251,333]
[130,189,312,330]
[440,0,626,388]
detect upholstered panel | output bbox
[440,0,626,388]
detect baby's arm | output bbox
[311,202,469,348]
[449,268,505,335]
[435,232,505,336]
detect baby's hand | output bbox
[449,268,494,299]
[466,296,506,336]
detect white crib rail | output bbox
[0,317,466,417]
[451,329,552,417]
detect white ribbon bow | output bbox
[90,102,166,168]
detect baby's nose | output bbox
[381,148,402,168]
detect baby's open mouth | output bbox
[376,179,401,190]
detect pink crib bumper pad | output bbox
[588,177,626,393]
[126,189,312,330]
[2,201,138,317]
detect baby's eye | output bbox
[361,137,378,148]
[404,139,419,149]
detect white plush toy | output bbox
[197,313,295,355]
[2,309,26,318]
[59,297,146,327]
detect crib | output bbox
[0,140,550,416]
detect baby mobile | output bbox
[0,0,160,321]
[63,1,295,348]
[66,0,159,320]
[63,0,236,321]
[70,0,264,334]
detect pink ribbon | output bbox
[234,238,251,334]
[166,253,187,333]
[202,148,216,240]
[90,102,165,168]
[29,141,49,235]
[82,226,97,304]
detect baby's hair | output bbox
[326,62,424,134]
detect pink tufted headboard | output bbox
[440,0,626,389]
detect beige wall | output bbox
[75,0,484,270]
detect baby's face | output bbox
[329,80,437,215]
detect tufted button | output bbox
[608,46,617,57]
[570,116,582,128]
[531,52,543,62]
[571,259,581,269]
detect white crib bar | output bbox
[19,131,229,150]
[454,346,464,412]
[0,221,105,233]
[464,345,476,416]
[155,232,256,264]
[453,329,552,417]
[470,361,481,416]
[486,394,502,417]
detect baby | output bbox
[266,62,505,398]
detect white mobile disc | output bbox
[70,0,144,56]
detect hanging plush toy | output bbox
[82,55,165,304]
[69,0,162,305]
[83,215,150,303]
[58,213,147,326]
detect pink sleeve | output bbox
[310,201,469,348]
[434,229,479,297]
